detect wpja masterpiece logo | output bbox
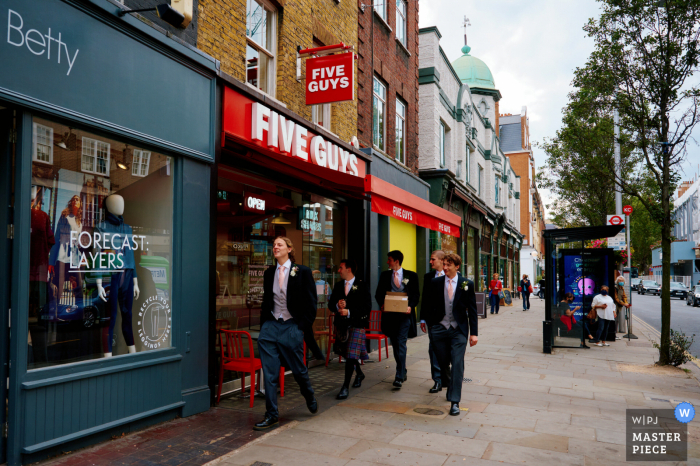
[137,296,171,349]
[626,407,689,461]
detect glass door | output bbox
[0,106,16,463]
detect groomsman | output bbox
[420,253,478,416]
[375,250,420,388]
[421,250,445,393]
[254,236,318,430]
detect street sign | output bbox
[623,205,633,215]
[608,215,624,225]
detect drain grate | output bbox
[413,407,445,416]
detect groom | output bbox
[254,236,318,430]
[420,253,478,416]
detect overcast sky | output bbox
[419,0,700,217]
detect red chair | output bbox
[365,310,389,361]
[280,341,306,397]
[218,330,261,407]
[325,313,343,366]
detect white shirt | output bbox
[336,276,356,317]
[435,270,445,278]
[592,294,615,320]
[444,274,458,294]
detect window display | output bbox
[28,117,174,369]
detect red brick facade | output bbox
[357,2,419,174]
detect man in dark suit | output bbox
[375,250,420,388]
[254,236,318,431]
[328,259,372,399]
[420,253,478,416]
[421,250,445,393]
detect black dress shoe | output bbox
[581,344,591,349]
[336,386,349,400]
[393,378,403,388]
[429,381,442,393]
[449,403,460,416]
[307,396,318,414]
[352,373,365,388]
[253,415,279,431]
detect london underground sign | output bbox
[608,215,624,226]
[623,205,633,215]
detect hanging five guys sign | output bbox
[305,52,354,105]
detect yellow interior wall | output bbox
[389,217,417,273]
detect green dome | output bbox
[452,46,496,90]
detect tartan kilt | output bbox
[336,328,369,360]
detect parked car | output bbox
[630,278,642,291]
[40,286,109,329]
[638,280,661,295]
[687,285,700,306]
[670,282,689,300]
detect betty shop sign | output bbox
[222,87,366,178]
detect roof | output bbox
[499,123,522,152]
[451,45,496,90]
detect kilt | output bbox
[336,328,369,360]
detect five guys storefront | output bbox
[212,78,370,398]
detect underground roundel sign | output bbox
[608,215,624,225]
[306,53,354,106]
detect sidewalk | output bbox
[207,299,700,466]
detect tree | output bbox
[573,0,700,364]
[629,197,662,273]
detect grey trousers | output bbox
[429,324,467,403]
[616,306,627,334]
[258,319,315,418]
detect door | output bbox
[0,106,16,463]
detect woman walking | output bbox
[489,273,502,315]
[520,274,532,311]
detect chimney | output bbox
[678,180,694,198]
[495,101,500,138]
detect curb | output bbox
[202,420,300,466]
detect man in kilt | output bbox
[328,259,372,400]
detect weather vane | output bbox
[463,16,471,46]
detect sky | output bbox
[419,0,700,218]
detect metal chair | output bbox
[217,330,261,407]
[365,310,389,361]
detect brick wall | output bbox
[124,0,199,45]
[196,0,358,142]
[357,2,419,174]
[506,151,531,245]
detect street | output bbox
[629,292,700,357]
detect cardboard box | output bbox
[384,292,409,313]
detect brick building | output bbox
[500,108,545,281]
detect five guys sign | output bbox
[305,52,354,105]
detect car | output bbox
[687,285,700,306]
[630,278,642,291]
[670,282,689,299]
[638,280,661,295]
[39,285,109,329]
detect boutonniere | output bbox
[402,278,409,285]
[352,285,358,291]
[461,282,469,291]
[290,266,299,277]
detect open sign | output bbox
[306,53,354,105]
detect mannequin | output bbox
[96,194,140,357]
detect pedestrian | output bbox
[328,259,372,400]
[488,273,502,314]
[375,250,420,389]
[420,253,478,416]
[520,274,532,311]
[554,292,589,348]
[254,236,318,431]
[421,250,445,394]
[613,276,630,337]
[591,285,616,347]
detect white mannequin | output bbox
[97,194,139,357]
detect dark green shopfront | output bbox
[0,0,217,463]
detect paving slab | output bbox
[389,430,490,458]
[483,442,584,466]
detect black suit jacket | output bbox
[260,262,317,330]
[422,275,478,337]
[328,278,372,329]
[421,271,442,322]
[375,269,420,336]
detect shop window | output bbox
[439,121,446,167]
[33,123,53,164]
[495,174,500,205]
[373,77,386,151]
[81,137,110,176]
[246,0,276,95]
[28,117,174,369]
[478,165,483,196]
[396,0,407,46]
[395,98,406,164]
[466,149,471,184]
[312,104,331,129]
[132,150,151,177]
[375,0,387,21]
[466,228,476,283]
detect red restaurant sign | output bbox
[305,53,354,106]
[222,87,366,178]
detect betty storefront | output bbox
[0,0,217,463]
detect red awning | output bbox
[365,175,461,238]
